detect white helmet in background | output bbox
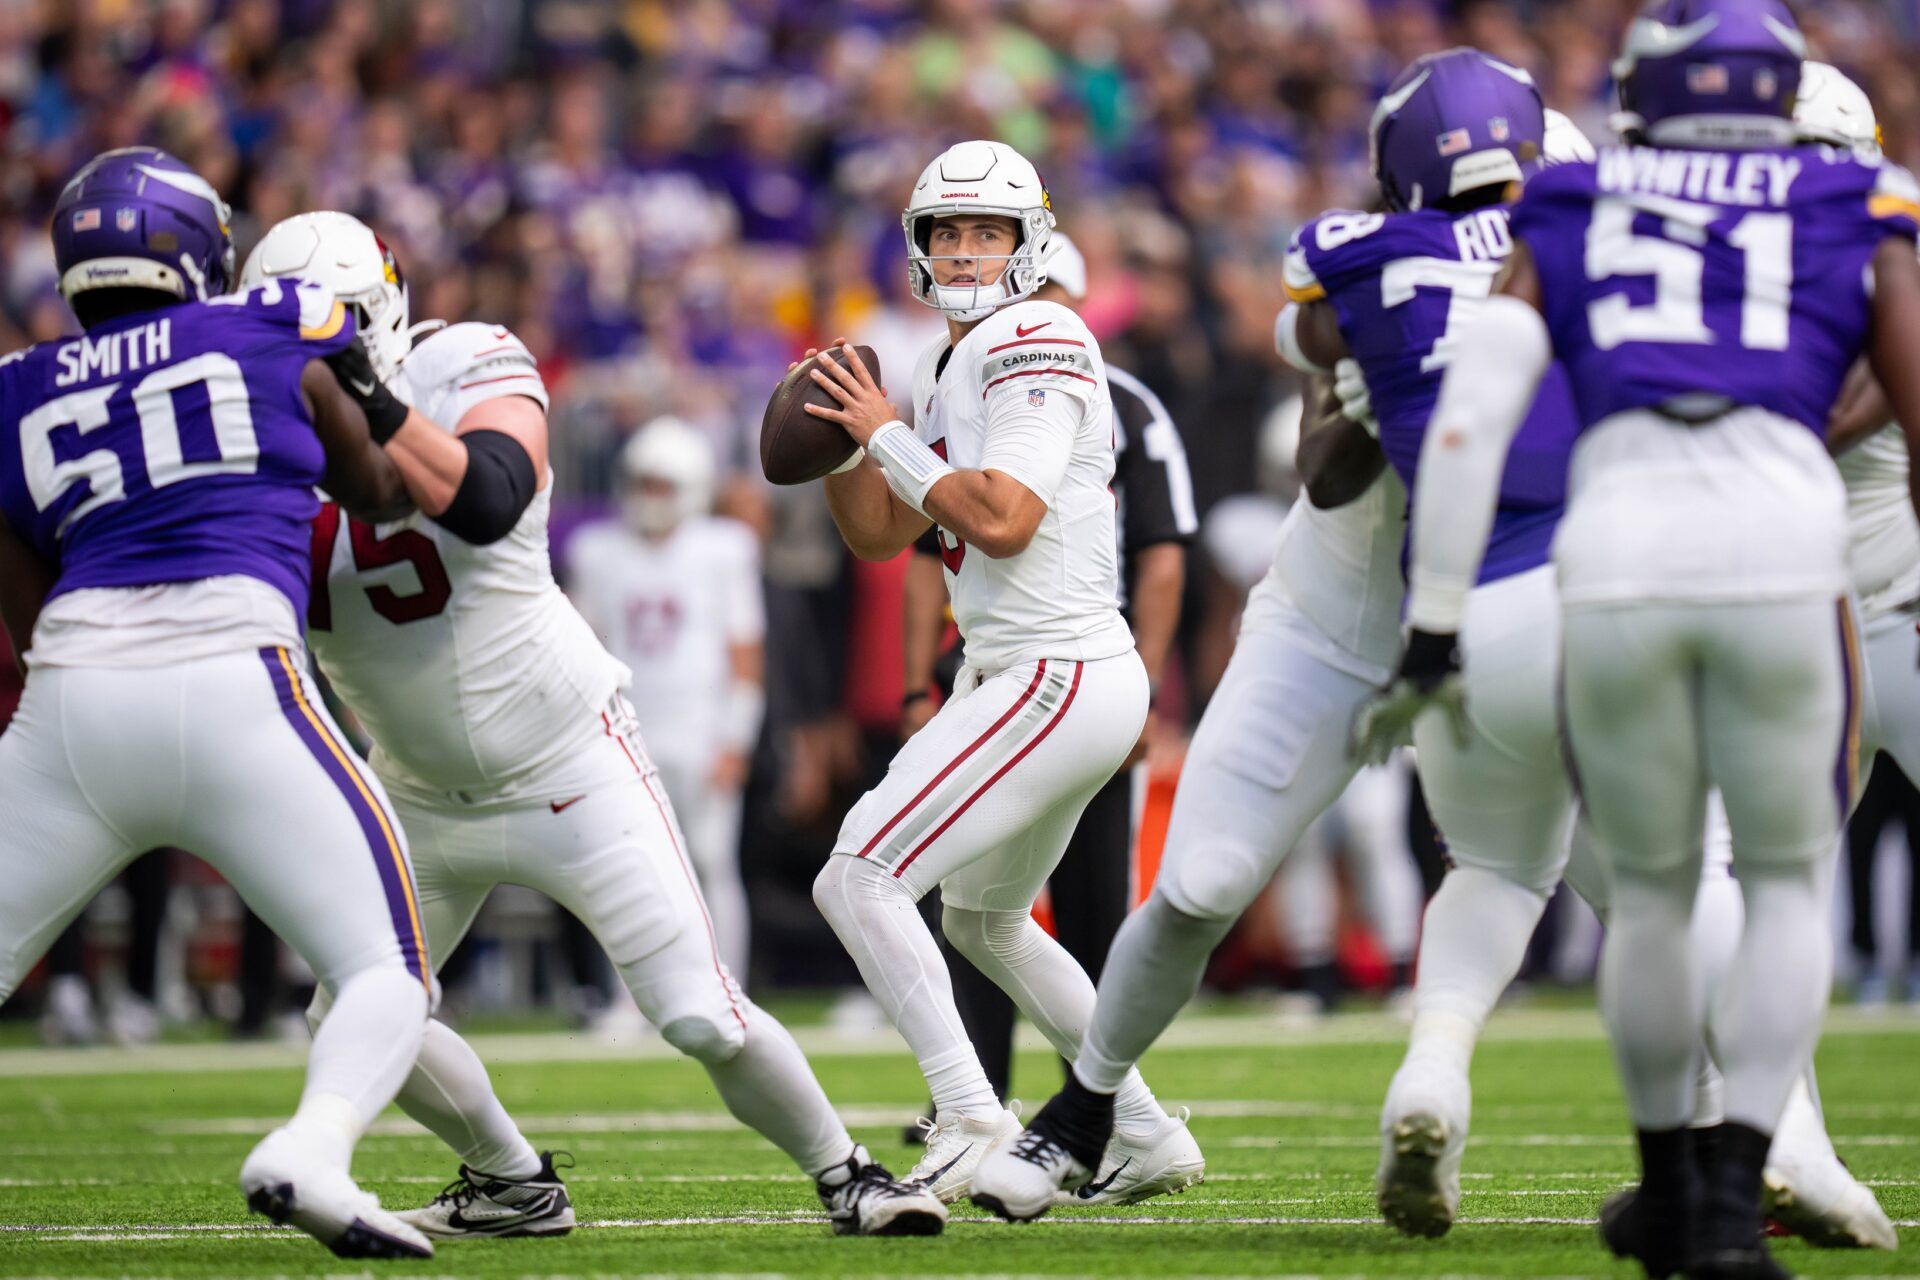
[241,211,419,381]
[1043,232,1088,302]
[903,139,1055,323]
[1795,61,1881,160]
[619,416,715,538]
[1543,109,1598,165]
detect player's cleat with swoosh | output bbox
[395,1151,575,1239]
[905,1106,1022,1203]
[1057,1107,1204,1206]
[240,1126,434,1259]
[816,1145,946,1236]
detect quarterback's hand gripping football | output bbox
[805,343,899,446]
[1351,628,1468,764]
[325,337,410,444]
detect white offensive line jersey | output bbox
[1838,423,1920,620]
[308,322,634,805]
[1241,468,1409,686]
[908,299,1135,670]
[568,515,764,769]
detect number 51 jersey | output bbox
[0,279,353,623]
[305,323,632,807]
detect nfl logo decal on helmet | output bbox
[1370,48,1545,213]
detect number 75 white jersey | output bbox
[307,323,633,805]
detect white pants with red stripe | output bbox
[835,651,1149,908]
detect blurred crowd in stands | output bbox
[4,0,1920,1043]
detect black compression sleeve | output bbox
[436,430,537,545]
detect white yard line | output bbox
[3,1006,1913,1079]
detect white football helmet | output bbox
[619,416,715,537]
[241,211,424,381]
[1795,61,1881,160]
[903,140,1055,323]
[1543,109,1598,165]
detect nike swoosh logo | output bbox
[445,1190,561,1232]
[1014,322,1051,338]
[1076,1158,1132,1199]
[914,1144,974,1186]
[350,377,377,397]
[549,795,587,814]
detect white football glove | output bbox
[1333,357,1379,437]
[1351,629,1468,765]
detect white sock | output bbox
[1716,866,1830,1133]
[942,905,1167,1134]
[1408,866,1550,1038]
[1599,865,1703,1129]
[812,855,999,1120]
[1688,869,1743,1128]
[1768,1074,1839,1172]
[705,1000,857,1178]
[297,964,427,1168]
[1074,892,1233,1095]
[397,1018,543,1179]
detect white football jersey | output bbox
[908,299,1134,669]
[1838,423,1920,619]
[308,322,633,805]
[568,515,764,768]
[1241,469,1408,685]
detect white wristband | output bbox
[830,446,866,475]
[720,677,765,754]
[867,420,954,516]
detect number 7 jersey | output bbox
[305,323,632,805]
[1513,146,1920,433]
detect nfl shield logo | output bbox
[1490,117,1510,142]
[71,209,100,232]
[1028,388,1047,408]
[115,208,137,232]
[1437,128,1471,157]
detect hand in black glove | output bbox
[1350,627,1467,764]
[325,338,409,444]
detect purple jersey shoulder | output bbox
[0,280,358,616]
[1513,146,1919,433]
[1294,205,1578,585]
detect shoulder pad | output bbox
[406,321,547,408]
[1287,210,1404,301]
[1870,160,1920,230]
[972,301,1097,401]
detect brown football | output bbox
[760,345,880,485]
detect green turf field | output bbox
[2,1002,1916,1277]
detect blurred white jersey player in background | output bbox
[245,211,944,1239]
[570,418,765,979]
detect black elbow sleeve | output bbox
[436,430,537,544]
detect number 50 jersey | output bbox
[0,279,353,621]
[305,323,631,807]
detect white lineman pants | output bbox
[1414,566,1577,894]
[0,647,431,1001]
[396,762,748,1053]
[1563,598,1858,880]
[1157,619,1377,922]
[1861,605,1920,777]
[835,652,1148,907]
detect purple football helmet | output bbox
[1371,47,1546,213]
[52,147,235,312]
[1612,0,1804,149]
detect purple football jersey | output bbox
[1513,146,1920,432]
[1286,205,1580,584]
[0,278,356,616]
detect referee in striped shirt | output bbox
[901,234,1197,1121]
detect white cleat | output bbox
[396,1151,576,1239]
[1376,1064,1470,1239]
[241,1127,433,1259]
[1764,1158,1898,1250]
[907,1107,1023,1203]
[1056,1108,1205,1206]
[971,1123,1091,1222]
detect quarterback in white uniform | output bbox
[569,417,764,980]
[245,212,944,1239]
[801,140,1198,1208]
